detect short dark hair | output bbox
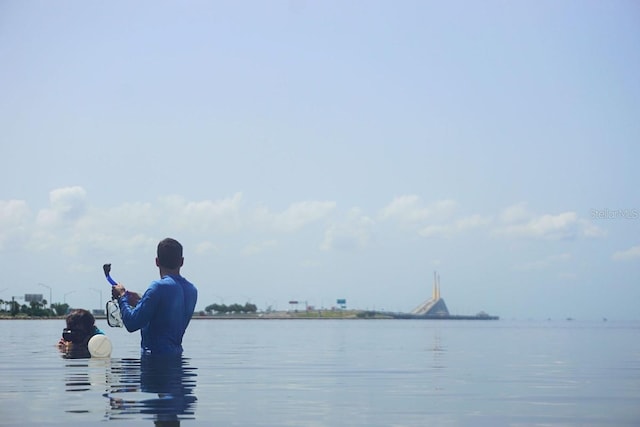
[66,309,95,333]
[157,238,183,269]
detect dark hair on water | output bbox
[157,238,183,269]
[66,309,96,334]
[63,309,96,358]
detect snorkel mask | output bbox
[106,300,123,327]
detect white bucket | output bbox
[88,334,112,358]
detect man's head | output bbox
[156,238,184,270]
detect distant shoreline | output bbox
[0,311,499,321]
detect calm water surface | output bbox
[0,318,638,426]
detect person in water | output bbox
[111,237,198,357]
[57,309,105,358]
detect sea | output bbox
[0,318,638,427]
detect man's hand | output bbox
[111,284,126,299]
[111,284,141,307]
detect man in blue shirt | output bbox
[112,238,198,356]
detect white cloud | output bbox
[500,202,531,223]
[37,199,158,257]
[580,220,607,238]
[0,199,30,224]
[0,199,31,249]
[0,186,615,285]
[495,203,610,240]
[508,212,577,239]
[243,240,278,256]
[68,262,97,274]
[2,188,339,259]
[253,200,336,232]
[321,209,375,251]
[107,202,158,230]
[419,214,492,238]
[612,245,640,261]
[36,186,87,227]
[161,193,243,233]
[382,200,604,241]
[494,204,607,240]
[94,233,154,253]
[380,196,495,239]
[195,241,219,255]
[380,195,456,223]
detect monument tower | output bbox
[411,271,450,316]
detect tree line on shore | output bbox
[0,299,70,317]
[1,299,261,317]
[204,302,258,315]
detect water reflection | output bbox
[429,328,445,389]
[63,358,111,417]
[106,356,198,425]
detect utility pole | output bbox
[64,291,75,304]
[90,288,103,310]
[38,283,52,307]
[10,295,24,316]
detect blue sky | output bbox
[1,1,638,320]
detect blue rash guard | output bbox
[118,275,198,356]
